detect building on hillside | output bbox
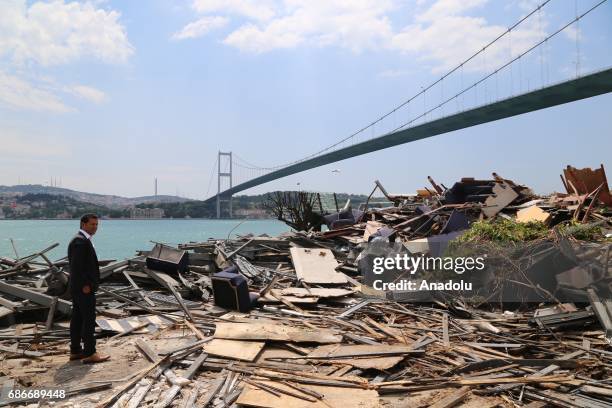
[233,208,270,219]
[130,207,165,219]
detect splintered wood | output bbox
[306,344,419,370]
[1,166,610,407]
[237,381,380,408]
[213,321,342,344]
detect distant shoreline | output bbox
[0,217,277,221]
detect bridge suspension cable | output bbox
[215,0,609,198]
[236,0,557,171]
[386,0,608,135]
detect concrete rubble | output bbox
[0,164,610,407]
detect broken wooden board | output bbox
[307,344,412,370]
[516,205,551,224]
[0,281,72,314]
[262,292,319,304]
[363,221,385,241]
[202,339,265,362]
[428,386,471,408]
[214,321,342,344]
[279,288,354,298]
[96,315,172,333]
[256,347,319,372]
[236,381,379,408]
[306,344,419,370]
[289,247,347,284]
[563,164,612,205]
[483,182,519,218]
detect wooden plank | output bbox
[428,386,471,408]
[306,344,415,370]
[237,381,379,408]
[154,352,207,408]
[262,292,319,304]
[363,221,385,241]
[0,281,72,314]
[308,344,417,359]
[214,322,342,344]
[442,313,450,348]
[279,288,354,298]
[0,306,13,320]
[516,205,551,224]
[482,182,518,218]
[144,268,193,321]
[203,339,265,362]
[289,248,347,284]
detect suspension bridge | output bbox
[204,0,612,218]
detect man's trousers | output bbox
[70,292,96,356]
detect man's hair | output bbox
[80,213,99,224]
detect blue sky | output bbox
[1,0,611,199]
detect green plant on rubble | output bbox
[455,219,549,244]
[557,220,603,241]
[454,218,605,245]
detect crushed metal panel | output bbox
[289,247,347,284]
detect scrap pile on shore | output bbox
[0,164,610,407]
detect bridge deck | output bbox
[209,67,612,201]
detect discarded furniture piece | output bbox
[323,199,364,229]
[146,243,188,274]
[211,266,259,312]
[0,163,609,408]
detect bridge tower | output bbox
[217,151,233,218]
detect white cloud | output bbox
[390,0,545,72]
[192,0,277,21]
[67,85,108,104]
[0,71,73,113]
[415,0,488,22]
[223,0,395,53]
[0,1,133,113]
[173,16,229,40]
[178,0,551,74]
[0,0,133,66]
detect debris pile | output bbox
[0,164,610,407]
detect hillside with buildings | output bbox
[0,186,371,220]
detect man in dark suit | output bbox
[67,213,110,364]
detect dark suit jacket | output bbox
[68,231,100,294]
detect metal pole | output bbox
[229,152,233,218]
[217,151,221,219]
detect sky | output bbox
[1,0,611,199]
